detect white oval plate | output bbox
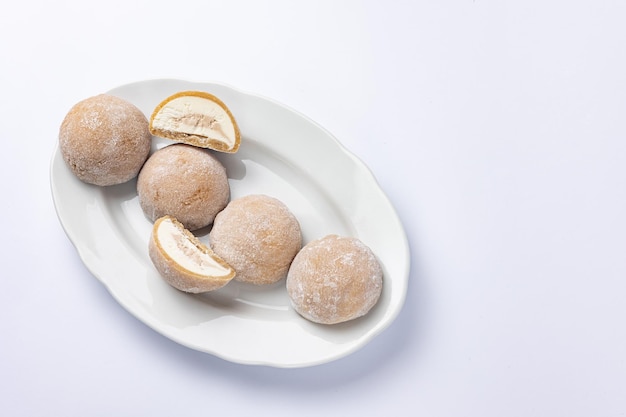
[50,79,410,368]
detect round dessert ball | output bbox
[137,143,230,231]
[59,94,151,186]
[286,234,383,325]
[209,194,302,285]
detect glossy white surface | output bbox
[50,79,409,367]
[3,1,626,416]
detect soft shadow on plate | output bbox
[131,264,421,390]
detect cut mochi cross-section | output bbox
[149,91,241,153]
[148,215,236,293]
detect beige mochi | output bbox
[209,194,302,285]
[137,143,230,231]
[286,234,383,325]
[59,94,151,186]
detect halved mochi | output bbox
[148,215,235,293]
[149,91,241,153]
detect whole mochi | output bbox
[209,194,302,285]
[58,94,151,186]
[137,143,230,231]
[286,234,383,325]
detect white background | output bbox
[2,1,626,415]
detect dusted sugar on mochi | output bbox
[209,194,302,285]
[148,216,235,293]
[286,234,383,325]
[137,143,230,231]
[149,91,241,153]
[58,94,151,186]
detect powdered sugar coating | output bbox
[286,234,383,325]
[209,194,302,285]
[137,144,230,231]
[58,94,151,186]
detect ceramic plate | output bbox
[50,79,410,367]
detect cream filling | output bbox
[152,96,236,147]
[157,219,230,277]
